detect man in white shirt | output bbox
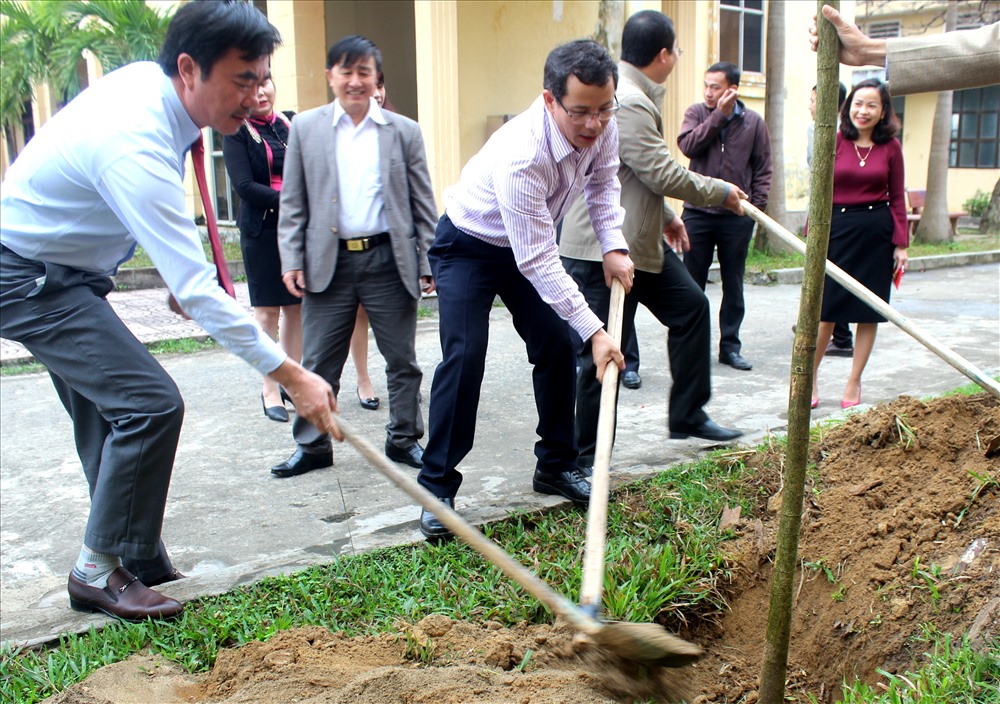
[0,2,339,622]
[416,39,635,539]
[271,35,437,478]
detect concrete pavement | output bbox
[1,263,998,647]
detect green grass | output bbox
[0,338,219,377]
[0,446,763,703]
[121,241,243,269]
[746,232,999,274]
[836,625,1000,704]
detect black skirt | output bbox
[821,203,894,324]
[240,216,301,308]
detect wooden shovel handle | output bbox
[580,277,626,611]
[334,415,605,637]
[741,202,1000,399]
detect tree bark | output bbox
[979,178,1000,235]
[758,2,839,702]
[914,2,958,243]
[592,1,625,59]
[760,0,793,253]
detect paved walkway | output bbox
[1,264,998,647]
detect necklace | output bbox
[854,142,875,167]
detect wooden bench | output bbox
[906,189,966,237]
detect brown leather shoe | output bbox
[144,568,187,587]
[68,567,184,622]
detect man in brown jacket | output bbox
[560,10,745,465]
[678,62,771,372]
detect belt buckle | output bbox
[346,239,365,252]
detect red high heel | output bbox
[811,397,819,409]
[841,384,862,408]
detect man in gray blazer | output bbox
[270,35,437,477]
[811,6,1000,96]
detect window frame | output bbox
[209,129,240,224]
[949,85,1000,170]
[718,0,766,77]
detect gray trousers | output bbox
[293,242,424,452]
[0,245,182,582]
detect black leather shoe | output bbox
[279,386,294,406]
[261,394,289,423]
[669,420,743,442]
[533,469,591,505]
[419,497,455,539]
[825,342,854,358]
[357,389,380,411]
[143,568,186,588]
[385,440,424,469]
[271,449,332,478]
[621,371,642,389]
[578,465,593,478]
[719,352,753,370]
[68,568,184,622]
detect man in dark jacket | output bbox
[678,62,771,371]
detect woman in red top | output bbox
[813,79,908,409]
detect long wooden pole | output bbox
[742,201,1000,399]
[759,3,839,699]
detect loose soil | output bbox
[45,394,1000,703]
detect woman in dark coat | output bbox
[223,77,301,422]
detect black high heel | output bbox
[357,389,380,411]
[262,394,289,422]
[279,386,294,407]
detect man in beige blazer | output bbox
[560,10,746,464]
[271,35,437,478]
[811,6,1000,96]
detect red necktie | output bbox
[190,134,236,298]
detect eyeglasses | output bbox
[555,96,620,125]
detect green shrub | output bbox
[962,190,990,218]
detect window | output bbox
[865,21,900,39]
[719,0,764,74]
[210,129,239,223]
[950,85,1000,169]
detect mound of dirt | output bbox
[45,394,999,704]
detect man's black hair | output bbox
[158,0,281,78]
[812,82,849,108]
[840,78,899,144]
[621,10,676,68]
[707,61,740,87]
[326,35,382,72]
[543,39,618,100]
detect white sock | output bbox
[72,545,122,588]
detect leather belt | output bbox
[342,232,390,251]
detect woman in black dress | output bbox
[812,79,908,410]
[223,78,301,422]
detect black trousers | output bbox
[0,246,182,583]
[682,211,755,357]
[563,250,712,467]
[418,216,578,499]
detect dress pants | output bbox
[563,250,712,466]
[0,246,183,576]
[682,211,755,357]
[292,241,423,452]
[418,215,578,499]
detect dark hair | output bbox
[621,11,675,67]
[840,78,898,144]
[158,0,281,78]
[326,35,381,72]
[811,82,849,108]
[543,39,618,100]
[707,61,740,87]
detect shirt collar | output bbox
[539,95,576,164]
[332,97,388,128]
[163,71,201,150]
[619,61,665,106]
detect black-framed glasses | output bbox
[555,96,620,125]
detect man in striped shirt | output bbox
[416,40,634,539]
